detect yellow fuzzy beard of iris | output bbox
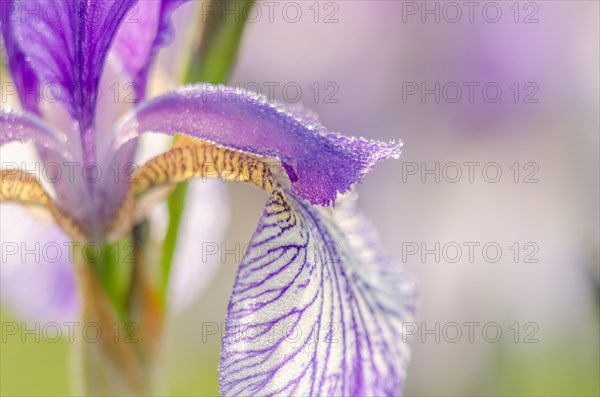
[1,141,289,242]
[108,140,286,240]
[0,169,86,241]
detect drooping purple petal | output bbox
[112,84,402,206]
[219,190,417,396]
[1,0,138,162]
[112,0,188,101]
[0,204,79,324]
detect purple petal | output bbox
[113,85,402,206]
[0,4,39,113]
[1,108,99,232]
[0,108,74,160]
[1,0,137,162]
[112,0,188,100]
[0,204,79,323]
[219,191,417,396]
[94,1,188,216]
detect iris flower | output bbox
[0,0,417,396]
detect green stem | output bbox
[160,182,188,297]
[159,0,255,302]
[75,248,165,396]
[84,237,135,322]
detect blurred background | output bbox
[1,0,599,396]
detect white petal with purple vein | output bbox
[220,190,417,397]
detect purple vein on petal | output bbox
[2,0,138,163]
[219,189,417,397]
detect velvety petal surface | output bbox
[219,190,417,396]
[112,84,402,206]
[1,0,137,161]
[0,204,79,323]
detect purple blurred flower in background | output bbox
[1,0,416,395]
